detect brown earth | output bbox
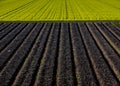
[0,22,120,86]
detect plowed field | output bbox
[0,22,120,86]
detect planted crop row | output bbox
[0,0,119,20]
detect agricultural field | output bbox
[0,0,120,85]
[0,22,120,85]
[0,0,120,21]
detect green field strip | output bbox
[1,0,43,20]
[1,1,37,20]
[50,0,59,20]
[30,0,50,20]
[40,0,55,19]
[53,0,61,20]
[20,1,45,20]
[0,0,120,21]
[72,0,83,19]
[25,0,51,20]
[33,0,52,20]
[97,0,120,9]
[50,4,57,19]
[29,0,50,20]
[0,0,34,16]
[13,0,41,19]
[38,1,52,19]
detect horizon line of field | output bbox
[0,20,120,22]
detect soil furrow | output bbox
[0,22,120,86]
[34,23,60,86]
[102,22,120,40]
[0,23,3,26]
[12,23,46,86]
[86,22,120,82]
[56,23,76,86]
[0,23,27,52]
[0,23,19,40]
[110,23,120,31]
[70,22,98,85]
[68,23,78,86]
[19,23,53,86]
[111,22,120,29]
[0,23,35,71]
[0,23,11,32]
[79,22,119,85]
[51,23,61,86]
[0,23,39,86]
[94,23,120,55]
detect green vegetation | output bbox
[0,0,120,21]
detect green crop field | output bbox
[0,0,120,21]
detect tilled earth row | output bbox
[0,22,120,86]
